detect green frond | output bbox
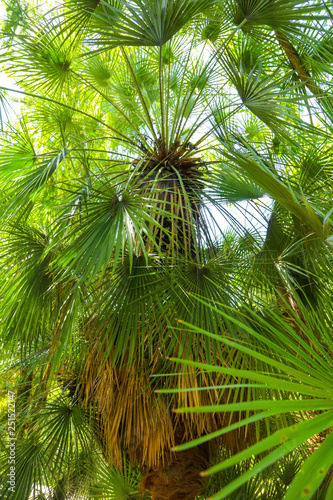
[1,1,333,499]
[164,293,333,498]
[231,0,328,33]
[2,148,67,217]
[89,453,147,499]
[6,20,78,96]
[82,0,216,49]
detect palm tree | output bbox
[0,0,332,498]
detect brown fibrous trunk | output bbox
[139,443,210,500]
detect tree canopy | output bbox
[0,0,333,498]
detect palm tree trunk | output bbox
[140,442,210,500]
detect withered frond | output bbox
[80,336,255,469]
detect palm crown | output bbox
[0,0,332,499]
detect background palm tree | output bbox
[0,0,332,498]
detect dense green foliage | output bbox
[0,0,333,498]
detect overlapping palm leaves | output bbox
[164,290,333,499]
[0,0,333,498]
